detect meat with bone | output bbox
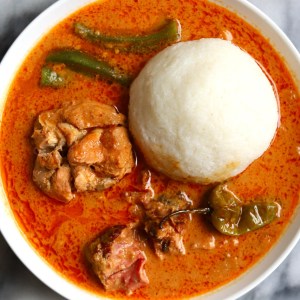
[32,100,134,202]
[85,225,149,294]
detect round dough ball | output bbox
[129,38,279,184]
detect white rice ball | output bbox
[129,38,279,184]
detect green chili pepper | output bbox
[40,66,65,88]
[209,184,280,236]
[158,184,280,236]
[46,49,131,86]
[74,19,181,53]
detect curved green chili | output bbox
[74,19,181,53]
[46,49,131,86]
[209,184,280,236]
[158,184,281,236]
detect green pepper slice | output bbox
[46,49,131,86]
[158,184,280,236]
[40,66,65,88]
[209,184,280,236]
[74,19,181,53]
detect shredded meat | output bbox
[85,225,149,294]
[32,100,134,202]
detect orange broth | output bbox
[1,0,300,299]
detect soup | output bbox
[1,0,300,299]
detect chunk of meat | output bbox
[57,122,87,146]
[123,170,192,258]
[68,129,105,165]
[73,165,116,192]
[32,110,65,151]
[143,192,192,259]
[31,100,134,202]
[36,150,62,170]
[33,163,73,202]
[33,162,55,193]
[95,127,135,178]
[68,127,134,193]
[85,225,149,294]
[51,164,73,202]
[63,100,125,129]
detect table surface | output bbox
[0,0,299,299]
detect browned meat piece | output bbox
[68,129,105,165]
[32,110,65,151]
[36,150,62,170]
[51,164,73,202]
[68,126,134,193]
[95,127,135,178]
[63,100,125,129]
[31,100,134,202]
[142,192,192,259]
[85,225,149,294]
[122,170,192,258]
[73,165,116,192]
[33,163,56,193]
[32,163,73,202]
[57,122,87,146]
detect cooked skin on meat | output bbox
[57,122,87,146]
[73,165,116,192]
[95,127,135,178]
[142,192,193,259]
[85,225,149,294]
[36,150,62,170]
[51,164,73,202]
[68,129,105,165]
[32,110,66,151]
[31,100,134,202]
[62,100,125,129]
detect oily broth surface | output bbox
[1,0,300,298]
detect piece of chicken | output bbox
[32,100,134,202]
[85,225,149,294]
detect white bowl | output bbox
[0,0,299,299]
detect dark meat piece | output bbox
[142,192,192,259]
[85,225,149,294]
[31,100,134,202]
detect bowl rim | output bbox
[0,0,299,300]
